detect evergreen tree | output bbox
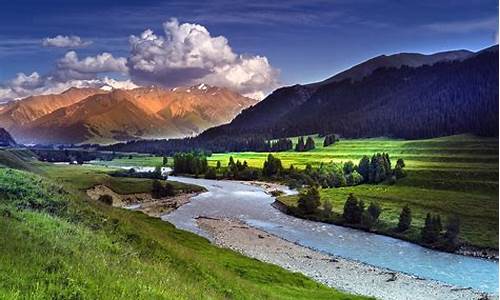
[367,202,382,221]
[397,205,412,232]
[262,154,283,177]
[444,215,461,249]
[297,186,321,214]
[305,137,316,151]
[357,156,370,182]
[421,213,441,243]
[295,137,305,152]
[343,193,364,224]
[322,200,333,218]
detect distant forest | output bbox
[102,48,498,155]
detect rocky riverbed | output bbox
[86,184,198,217]
[197,217,494,300]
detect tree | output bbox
[205,167,217,179]
[421,213,441,244]
[216,160,221,169]
[262,154,283,177]
[357,156,370,182]
[295,137,305,152]
[393,158,407,179]
[342,193,364,224]
[297,186,321,214]
[346,170,364,186]
[322,200,333,218]
[443,215,461,249]
[343,161,355,174]
[305,137,315,151]
[163,156,168,166]
[397,205,412,232]
[367,202,382,221]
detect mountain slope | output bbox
[0,87,104,128]
[200,46,497,140]
[0,128,16,146]
[10,85,256,144]
[313,49,473,86]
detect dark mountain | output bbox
[312,49,473,87]
[0,128,16,147]
[104,45,498,154]
[202,46,497,140]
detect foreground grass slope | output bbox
[208,134,498,249]
[0,166,365,299]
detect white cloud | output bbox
[128,18,278,99]
[42,35,92,48]
[55,51,128,80]
[0,73,136,102]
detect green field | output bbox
[208,134,499,249]
[0,152,365,299]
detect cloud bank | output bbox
[1,19,278,101]
[128,18,278,99]
[42,35,92,48]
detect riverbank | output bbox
[86,184,202,217]
[197,216,494,300]
[273,198,499,261]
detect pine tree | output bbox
[298,186,321,214]
[305,137,316,151]
[343,193,364,224]
[397,205,412,232]
[295,137,305,152]
[357,156,370,182]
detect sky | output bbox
[0,0,498,101]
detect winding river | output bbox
[87,163,498,294]
[162,175,498,295]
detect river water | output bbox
[86,162,498,294]
[161,176,498,295]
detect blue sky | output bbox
[0,0,497,99]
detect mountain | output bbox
[0,128,16,147]
[200,46,498,140]
[312,49,473,87]
[3,84,256,144]
[0,87,105,128]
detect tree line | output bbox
[294,188,461,251]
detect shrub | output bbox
[297,186,321,214]
[98,194,113,205]
[397,205,412,232]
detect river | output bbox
[162,175,498,295]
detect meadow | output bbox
[209,134,499,249]
[0,153,366,299]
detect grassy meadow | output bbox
[0,151,365,299]
[208,134,499,249]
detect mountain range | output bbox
[0,84,256,144]
[103,45,498,154]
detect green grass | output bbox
[207,134,498,249]
[37,163,203,195]
[0,166,366,299]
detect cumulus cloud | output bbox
[42,35,92,48]
[55,51,128,80]
[128,18,278,99]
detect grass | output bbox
[208,134,499,249]
[0,165,366,299]
[37,163,203,195]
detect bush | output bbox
[297,186,321,214]
[322,200,333,218]
[205,167,217,179]
[98,194,113,205]
[342,193,364,224]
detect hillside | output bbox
[0,128,16,147]
[0,157,364,299]
[1,85,256,144]
[201,46,498,141]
